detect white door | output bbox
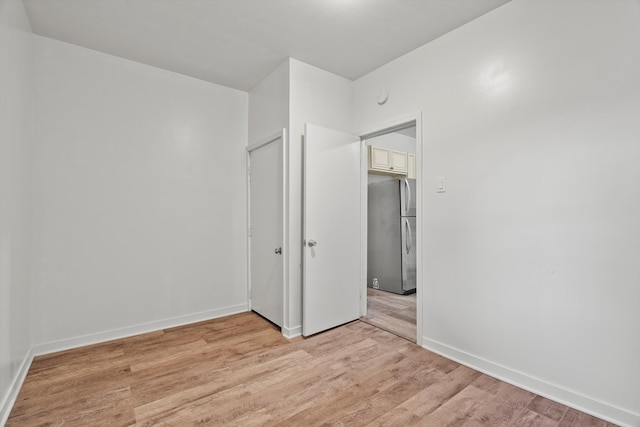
[303,123,361,336]
[249,136,284,327]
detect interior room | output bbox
[1,0,639,425]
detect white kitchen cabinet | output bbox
[407,153,416,179]
[368,145,407,176]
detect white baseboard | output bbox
[33,303,249,356]
[282,324,301,339]
[422,337,639,427]
[0,347,35,426]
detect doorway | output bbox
[359,117,422,344]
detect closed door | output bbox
[249,136,283,326]
[303,123,361,336]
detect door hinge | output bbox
[248,227,252,237]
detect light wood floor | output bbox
[8,312,616,426]
[361,287,417,342]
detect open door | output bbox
[303,123,361,336]
[248,133,284,327]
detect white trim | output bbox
[422,337,639,427]
[247,130,285,153]
[281,324,301,339]
[0,348,35,426]
[246,148,252,312]
[359,139,368,317]
[33,304,248,356]
[357,112,424,140]
[358,111,424,346]
[415,112,424,347]
[281,130,290,336]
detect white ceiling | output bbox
[23,0,511,91]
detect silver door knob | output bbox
[274,247,282,254]
[307,240,317,247]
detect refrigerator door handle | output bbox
[404,178,411,216]
[405,218,412,254]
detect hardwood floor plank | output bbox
[229,407,275,426]
[6,313,618,427]
[133,349,311,423]
[421,383,495,426]
[400,365,482,417]
[558,408,612,427]
[361,288,417,341]
[323,362,449,426]
[129,365,231,408]
[25,347,125,381]
[470,373,502,395]
[274,352,429,425]
[247,340,386,424]
[366,406,425,427]
[128,339,207,372]
[511,409,559,427]
[527,395,569,421]
[138,383,254,426]
[15,369,123,405]
[460,381,536,426]
[9,385,133,427]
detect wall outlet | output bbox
[372,278,379,289]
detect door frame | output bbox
[246,129,289,333]
[358,112,423,346]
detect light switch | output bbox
[437,177,446,193]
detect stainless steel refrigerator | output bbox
[367,178,416,294]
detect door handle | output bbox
[404,178,411,215]
[307,239,317,247]
[274,247,282,254]
[405,218,412,254]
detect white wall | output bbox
[0,0,34,421]
[354,1,640,425]
[288,59,354,332]
[31,36,249,349]
[248,61,289,144]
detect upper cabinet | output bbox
[369,145,408,176]
[407,153,416,179]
